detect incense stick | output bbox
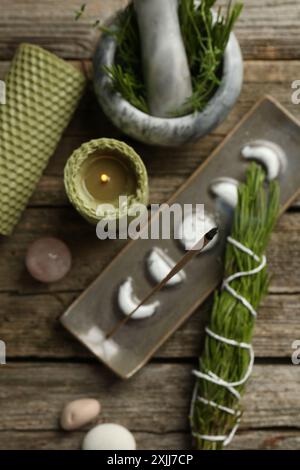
[106,227,218,340]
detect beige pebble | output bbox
[60,398,101,431]
[82,423,136,450]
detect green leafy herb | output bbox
[74,3,86,21]
[190,163,280,450]
[93,19,101,29]
[104,0,243,116]
[102,5,148,113]
[179,0,243,114]
[103,64,148,113]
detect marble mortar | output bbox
[93,2,243,147]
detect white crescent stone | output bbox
[177,211,219,252]
[241,140,286,180]
[210,177,239,208]
[147,247,186,286]
[118,277,160,320]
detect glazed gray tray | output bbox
[61,96,300,379]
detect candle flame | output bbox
[99,173,110,184]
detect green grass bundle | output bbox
[190,163,280,450]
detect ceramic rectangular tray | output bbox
[61,96,300,379]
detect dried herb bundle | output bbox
[190,163,280,450]
[104,0,243,116]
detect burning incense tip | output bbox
[206,227,218,241]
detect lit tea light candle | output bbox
[100,173,110,184]
[82,154,137,204]
[64,139,149,225]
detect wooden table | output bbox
[1,0,300,450]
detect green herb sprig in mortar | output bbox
[104,0,243,116]
[190,163,280,450]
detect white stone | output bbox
[82,423,136,450]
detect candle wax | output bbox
[82,155,137,203]
[26,237,72,283]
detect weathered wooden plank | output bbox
[0,431,85,451]
[0,209,299,293]
[0,292,299,359]
[0,430,188,450]
[1,1,300,60]
[0,429,299,450]
[1,60,300,207]
[229,431,300,451]
[0,363,299,434]
[0,0,128,60]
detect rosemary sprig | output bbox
[103,64,148,113]
[104,6,148,113]
[74,3,86,21]
[103,0,243,116]
[179,0,243,114]
[190,163,280,450]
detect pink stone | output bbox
[26,237,72,283]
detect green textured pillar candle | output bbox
[64,138,149,225]
[0,43,86,236]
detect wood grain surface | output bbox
[0,0,300,450]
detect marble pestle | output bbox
[133,0,193,117]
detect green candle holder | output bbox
[64,138,149,225]
[0,43,86,236]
